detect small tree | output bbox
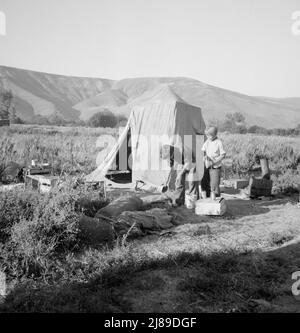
[248,125,260,134]
[87,110,117,128]
[232,112,246,124]
[248,125,268,135]
[207,118,221,128]
[0,90,13,119]
[236,124,247,134]
[10,116,24,124]
[49,114,66,126]
[117,114,128,127]
[220,112,247,133]
[32,115,50,125]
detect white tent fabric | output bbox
[86,121,130,182]
[86,84,206,189]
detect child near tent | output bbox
[201,126,226,200]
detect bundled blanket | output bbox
[79,195,176,245]
[115,208,174,238]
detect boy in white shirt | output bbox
[201,127,226,199]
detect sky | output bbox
[0,0,300,97]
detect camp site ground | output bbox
[0,122,300,313]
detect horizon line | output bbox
[0,63,299,100]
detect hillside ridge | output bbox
[0,65,299,128]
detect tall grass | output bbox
[220,134,300,191]
[0,179,107,282]
[1,125,299,191]
[0,125,118,176]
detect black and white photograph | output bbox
[0,0,300,319]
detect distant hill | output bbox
[0,65,299,128]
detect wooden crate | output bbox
[195,198,227,216]
[223,179,249,189]
[26,166,52,175]
[0,119,10,127]
[249,177,273,198]
[25,175,59,193]
[233,179,249,189]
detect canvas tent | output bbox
[86,84,206,190]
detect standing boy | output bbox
[201,127,226,200]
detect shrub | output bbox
[0,90,13,119]
[0,180,110,281]
[10,116,24,124]
[86,110,117,128]
[219,112,247,133]
[0,189,41,242]
[117,114,128,127]
[0,188,77,278]
[10,190,80,259]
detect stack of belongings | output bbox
[114,208,174,238]
[26,159,52,175]
[0,161,24,183]
[79,195,176,245]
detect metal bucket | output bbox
[185,192,197,209]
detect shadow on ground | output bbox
[225,199,270,217]
[1,239,300,313]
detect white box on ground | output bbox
[195,198,227,216]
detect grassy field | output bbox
[0,124,119,176]
[220,133,300,192]
[1,125,299,190]
[0,125,300,313]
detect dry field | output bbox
[1,125,299,189]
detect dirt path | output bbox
[111,194,300,313]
